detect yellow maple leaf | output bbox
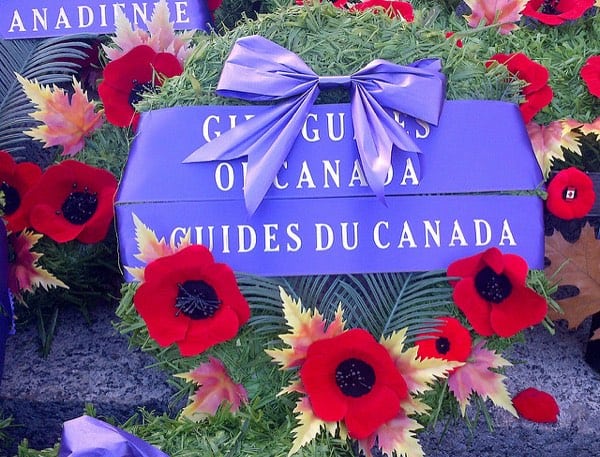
[288,397,334,456]
[381,329,460,395]
[358,411,425,457]
[17,74,103,156]
[447,341,517,417]
[8,230,68,302]
[266,288,346,370]
[124,213,191,281]
[546,223,600,329]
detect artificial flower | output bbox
[98,45,183,130]
[19,160,118,244]
[580,55,600,98]
[102,0,194,67]
[133,245,250,357]
[464,0,528,34]
[0,151,42,233]
[486,52,554,122]
[512,387,559,422]
[8,230,68,302]
[300,328,409,439]
[546,167,596,220]
[415,317,472,363]
[17,75,103,157]
[416,320,516,416]
[176,357,248,420]
[352,0,415,21]
[124,213,191,281]
[526,120,581,178]
[447,247,548,337]
[522,0,594,26]
[269,289,457,457]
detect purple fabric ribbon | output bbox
[57,416,170,457]
[183,35,446,214]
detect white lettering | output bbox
[215,162,234,191]
[77,6,94,28]
[55,7,72,29]
[400,157,419,185]
[373,221,390,249]
[9,10,26,32]
[474,219,492,246]
[175,2,190,23]
[326,112,345,141]
[302,113,320,142]
[499,219,517,246]
[449,220,468,246]
[32,8,48,31]
[423,220,441,248]
[341,222,359,250]
[264,224,280,252]
[315,223,334,251]
[286,223,302,252]
[296,161,316,189]
[397,221,417,248]
[323,160,340,189]
[238,225,256,253]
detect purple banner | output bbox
[116,101,545,277]
[0,0,211,39]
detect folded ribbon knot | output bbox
[184,35,447,214]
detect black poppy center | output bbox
[335,358,376,398]
[175,280,221,320]
[0,182,20,216]
[435,336,451,355]
[128,80,155,106]
[562,186,577,201]
[541,0,560,14]
[474,266,513,304]
[60,185,98,225]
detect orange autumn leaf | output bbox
[17,74,103,156]
[545,224,600,328]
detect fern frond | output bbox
[333,271,453,341]
[0,36,92,154]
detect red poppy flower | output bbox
[133,245,250,357]
[512,387,559,423]
[447,247,548,338]
[352,0,415,21]
[98,45,183,130]
[415,317,472,363]
[580,55,600,98]
[486,53,553,123]
[0,151,42,233]
[299,328,408,439]
[546,167,596,220]
[522,0,594,26]
[20,160,117,244]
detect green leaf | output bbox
[0,36,92,154]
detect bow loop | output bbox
[184,35,446,214]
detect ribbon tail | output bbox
[243,87,320,214]
[351,85,420,201]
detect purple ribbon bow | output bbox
[183,35,446,214]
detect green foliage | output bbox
[14,229,122,356]
[139,4,523,111]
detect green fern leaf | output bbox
[0,36,92,154]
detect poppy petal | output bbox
[452,279,495,336]
[513,387,559,423]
